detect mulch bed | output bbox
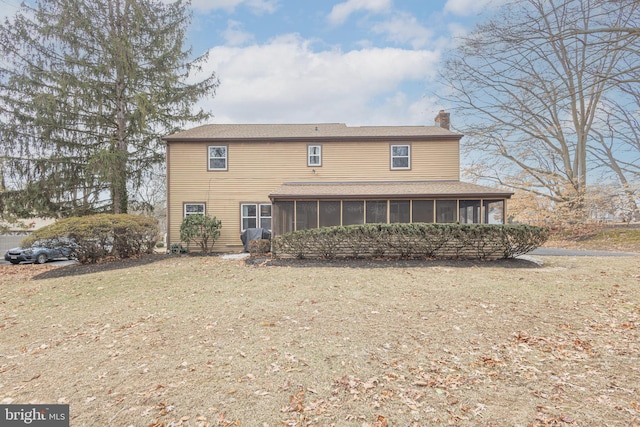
[245,255,542,269]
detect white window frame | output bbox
[241,204,257,230]
[208,145,228,171]
[308,144,322,167]
[241,203,272,231]
[259,203,272,229]
[184,203,205,217]
[390,144,411,170]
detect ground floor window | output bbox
[184,203,205,217]
[241,203,272,231]
[259,204,272,229]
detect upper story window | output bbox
[390,144,410,170]
[208,145,228,171]
[308,145,322,167]
[184,203,205,217]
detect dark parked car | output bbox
[4,238,76,264]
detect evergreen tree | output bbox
[0,0,218,217]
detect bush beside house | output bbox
[247,239,271,256]
[23,214,160,263]
[179,214,222,253]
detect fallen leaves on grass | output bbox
[0,264,57,284]
[1,255,639,425]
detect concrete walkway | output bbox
[529,247,639,257]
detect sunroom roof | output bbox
[269,181,513,200]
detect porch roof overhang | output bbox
[269,181,514,201]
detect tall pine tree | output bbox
[0,0,218,217]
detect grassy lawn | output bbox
[546,225,640,253]
[1,254,639,426]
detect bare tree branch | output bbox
[439,0,640,221]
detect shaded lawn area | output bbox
[0,255,639,426]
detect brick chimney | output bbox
[435,110,450,130]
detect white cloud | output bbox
[447,22,469,39]
[444,0,506,16]
[194,34,441,125]
[189,0,279,14]
[370,12,433,49]
[327,0,392,26]
[222,20,254,46]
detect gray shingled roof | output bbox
[164,123,461,140]
[269,181,513,199]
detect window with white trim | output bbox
[308,145,322,166]
[259,204,272,229]
[241,203,272,231]
[208,145,227,170]
[184,203,205,217]
[390,144,410,170]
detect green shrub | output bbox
[23,214,160,263]
[272,223,549,260]
[179,214,222,253]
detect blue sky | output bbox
[182,0,506,126]
[0,0,505,126]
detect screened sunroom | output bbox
[269,181,513,237]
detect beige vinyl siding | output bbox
[167,139,459,250]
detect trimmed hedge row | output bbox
[272,223,549,260]
[23,214,160,263]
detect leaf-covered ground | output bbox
[1,254,639,426]
[545,224,640,253]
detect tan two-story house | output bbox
[163,112,513,252]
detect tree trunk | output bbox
[111,0,129,215]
